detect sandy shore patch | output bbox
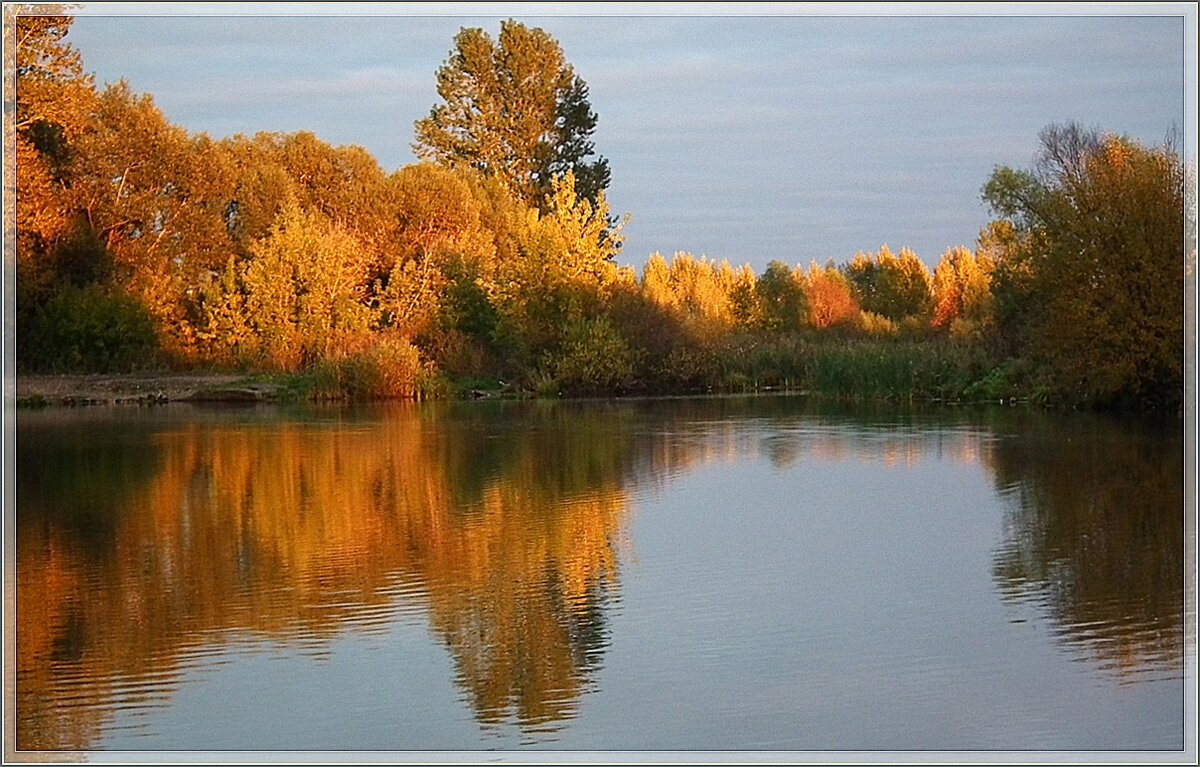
[15,373,247,405]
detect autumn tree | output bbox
[802,260,859,331]
[490,172,626,382]
[13,13,236,365]
[930,246,994,340]
[201,204,373,370]
[640,252,737,336]
[221,131,393,256]
[67,83,236,348]
[982,122,1187,406]
[374,163,501,376]
[11,7,97,323]
[413,20,610,207]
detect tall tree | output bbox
[10,6,97,314]
[413,19,610,208]
[982,122,1187,406]
[67,81,235,349]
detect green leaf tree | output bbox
[755,261,807,332]
[413,20,610,208]
[842,245,933,324]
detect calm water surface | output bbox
[13,397,1186,753]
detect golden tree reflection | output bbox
[16,403,639,748]
[15,401,1186,750]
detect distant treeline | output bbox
[13,13,1188,408]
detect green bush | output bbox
[24,285,158,372]
[544,316,638,395]
[712,333,807,390]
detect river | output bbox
[12,396,1187,755]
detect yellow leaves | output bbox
[486,171,627,358]
[640,251,740,335]
[12,9,94,136]
[524,171,624,280]
[14,133,68,244]
[931,246,994,334]
[394,164,479,237]
[200,204,373,370]
[1100,136,1129,174]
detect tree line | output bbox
[12,11,1189,408]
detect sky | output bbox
[60,3,1195,273]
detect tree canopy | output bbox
[11,9,1187,408]
[413,20,610,208]
[982,122,1187,407]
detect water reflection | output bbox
[16,403,639,749]
[987,411,1184,682]
[13,399,1186,751]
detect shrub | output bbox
[312,334,427,400]
[858,311,899,337]
[658,345,720,391]
[544,316,638,395]
[24,285,158,372]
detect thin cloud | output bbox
[63,10,1189,270]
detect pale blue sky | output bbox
[63,4,1193,272]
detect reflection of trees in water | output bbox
[985,412,1184,680]
[15,401,1186,749]
[16,403,641,748]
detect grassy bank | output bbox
[17,337,1030,408]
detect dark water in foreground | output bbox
[13,397,1187,753]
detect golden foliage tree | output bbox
[67,83,236,352]
[376,163,493,339]
[201,204,373,370]
[930,246,994,340]
[11,8,97,316]
[491,172,626,370]
[640,252,739,337]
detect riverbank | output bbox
[14,371,518,407]
[11,370,996,410]
[15,373,280,407]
